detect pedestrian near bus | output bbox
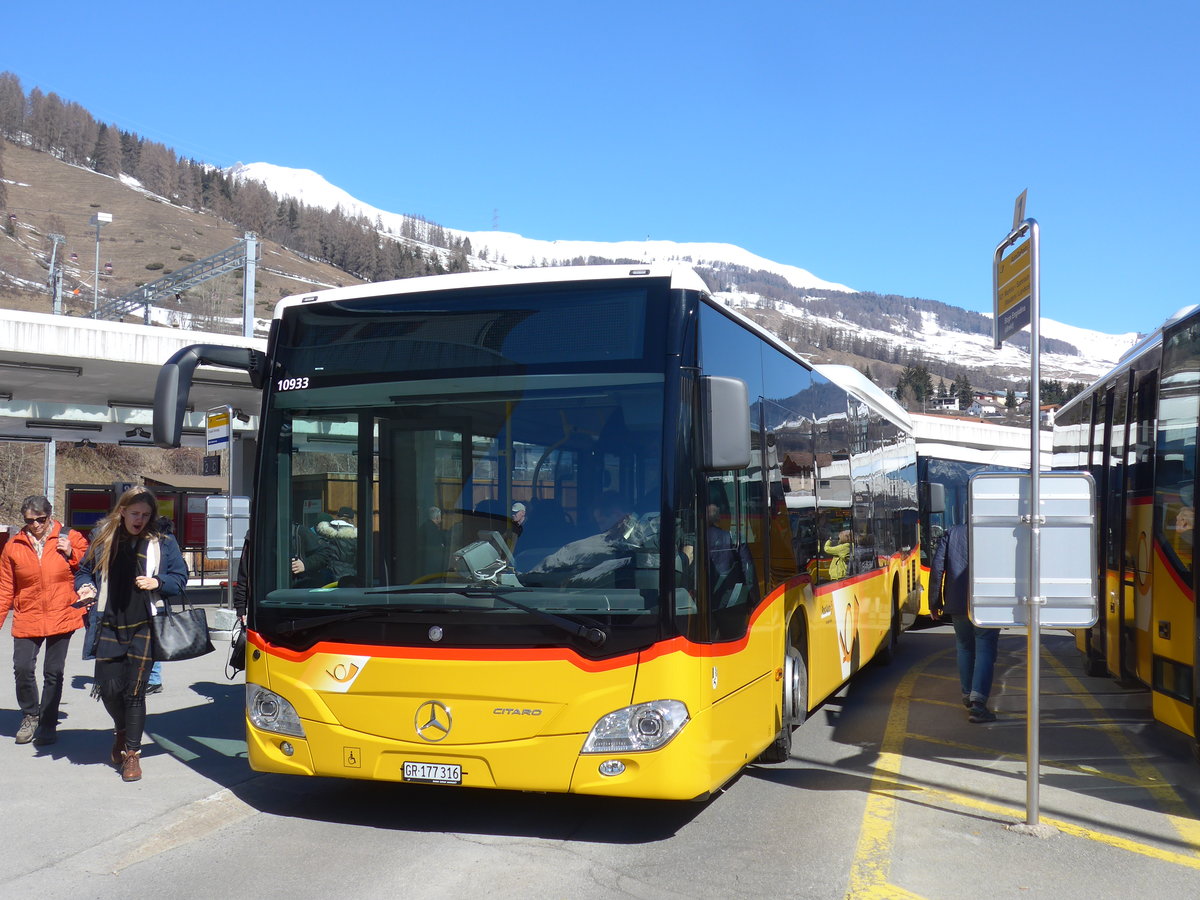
[0,495,89,746]
[74,488,188,781]
[928,522,999,723]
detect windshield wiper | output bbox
[454,587,608,648]
[386,586,608,647]
[275,604,411,636]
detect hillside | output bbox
[0,141,364,331]
[1,113,1137,393]
[232,163,1139,393]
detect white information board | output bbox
[205,495,250,560]
[968,472,1098,628]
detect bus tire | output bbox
[876,593,901,666]
[757,650,807,764]
[1084,650,1106,678]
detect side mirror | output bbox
[701,376,751,471]
[921,482,946,515]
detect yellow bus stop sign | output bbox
[995,237,1032,346]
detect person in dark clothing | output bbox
[316,510,357,582]
[290,515,337,587]
[144,516,176,694]
[74,488,189,781]
[232,535,250,621]
[706,503,736,577]
[419,506,448,576]
[928,523,998,723]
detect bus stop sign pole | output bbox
[981,201,1099,832]
[995,203,1045,828]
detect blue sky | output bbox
[8,1,1197,336]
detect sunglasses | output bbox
[24,515,49,525]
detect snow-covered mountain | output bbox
[715,291,1138,384]
[228,162,853,293]
[228,162,1140,383]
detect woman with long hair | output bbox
[75,487,188,782]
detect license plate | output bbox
[403,761,462,785]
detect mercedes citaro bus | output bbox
[154,265,920,798]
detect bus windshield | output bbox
[253,282,674,655]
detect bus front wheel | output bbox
[757,650,807,764]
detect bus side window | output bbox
[705,475,756,641]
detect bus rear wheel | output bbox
[757,650,807,764]
[876,600,900,666]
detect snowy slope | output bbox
[228,162,1139,379]
[228,162,851,293]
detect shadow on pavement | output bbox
[230,773,708,843]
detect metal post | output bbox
[1026,218,1042,826]
[242,233,257,339]
[93,222,101,312]
[43,439,56,506]
[226,405,235,612]
[48,234,65,315]
[89,213,111,313]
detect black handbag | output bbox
[151,602,216,662]
[226,618,246,678]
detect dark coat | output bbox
[75,532,189,658]
[928,524,969,616]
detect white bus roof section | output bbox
[273,264,711,318]
[813,364,913,434]
[912,413,1049,469]
[0,309,265,445]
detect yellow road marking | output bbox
[1040,646,1200,855]
[908,732,1163,787]
[844,640,1200,898]
[917,785,1200,871]
[845,657,931,898]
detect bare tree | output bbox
[0,442,43,524]
[0,72,24,139]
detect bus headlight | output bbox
[581,700,689,753]
[247,683,306,737]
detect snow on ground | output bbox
[229,162,853,294]
[228,161,1138,378]
[718,289,1134,383]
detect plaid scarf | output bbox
[90,535,156,698]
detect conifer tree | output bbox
[91,124,122,176]
[954,372,973,408]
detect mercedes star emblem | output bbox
[415,700,452,742]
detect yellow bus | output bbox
[1052,305,1200,756]
[154,265,920,799]
[916,448,1025,617]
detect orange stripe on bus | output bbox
[246,582,801,671]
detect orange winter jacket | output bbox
[0,522,89,638]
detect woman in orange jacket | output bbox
[0,495,89,746]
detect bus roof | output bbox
[814,364,913,434]
[272,264,711,319]
[1057,303,1198,420]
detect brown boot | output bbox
[111,730,126,767]
[121,749,142,782]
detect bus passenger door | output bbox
[1104,379,1130,678]
[1128,372,1157,686]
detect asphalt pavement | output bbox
[0,609,1198,898]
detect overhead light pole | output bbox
[47,233,66,314]
[89,212,112,313]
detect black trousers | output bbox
[13,632,73,725]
